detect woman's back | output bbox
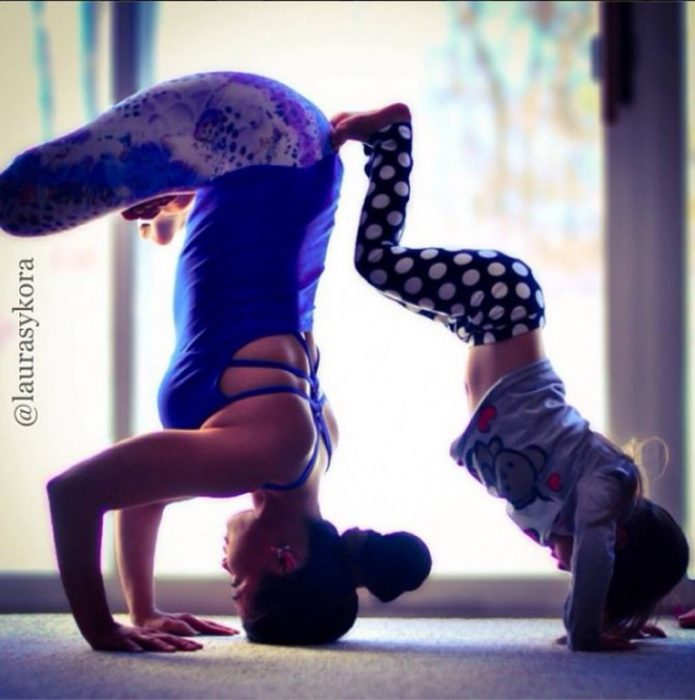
[159,154,343,430]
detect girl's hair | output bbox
[242,518,432,645]
[606,497,689,636]
[620,436,671,499]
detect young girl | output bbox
[0,75,431,652]
[331,104,689,652]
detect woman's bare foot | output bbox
[122,193,195,245]
[330,103,411,149]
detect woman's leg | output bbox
[348,114,546,346]
[0,72,329,236]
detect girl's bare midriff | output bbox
[202,333,338,489]
[465,329,546,411]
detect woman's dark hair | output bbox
[342,527,433,602]
[606,497,689,635]
[242,519,432,645]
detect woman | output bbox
[0,73,431,652]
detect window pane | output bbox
[141,0,602,577]
[0,2,113,572]
[687,3,695,566]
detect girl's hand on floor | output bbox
[555,634,636,651]
[136,611,239,637]
[631,624,667,639]
[678,609,695,628]
[597,634,637,651]
[90,623,204,653]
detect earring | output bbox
[271,544,291,561]
[271,545,295,573]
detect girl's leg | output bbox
[350,115,546,346]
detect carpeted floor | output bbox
[0,615,693,699]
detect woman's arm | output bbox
[115,503,165,625]
[115,502,238,637]
[47,422,286,651]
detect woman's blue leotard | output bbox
[221,332,334,491]
[158,153,342,490]
[158,154,343,437]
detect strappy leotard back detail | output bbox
[221,332,332,491]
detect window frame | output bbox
[1,0,692,617]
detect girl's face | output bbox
[549,535,574,571]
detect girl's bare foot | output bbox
[330,103,411,149]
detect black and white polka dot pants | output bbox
[354,122,546,345]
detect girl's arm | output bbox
[564,471,632,651]
[115,502,237,636]
[47,422,286,651]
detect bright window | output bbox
[136,1,603,577]
[2,1,689,615]
[0,1,113,572]
[687,2,695,565]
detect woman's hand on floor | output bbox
[90,623,204,653]
[135,610,239,637]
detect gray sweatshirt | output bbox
[450,359,637,650]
